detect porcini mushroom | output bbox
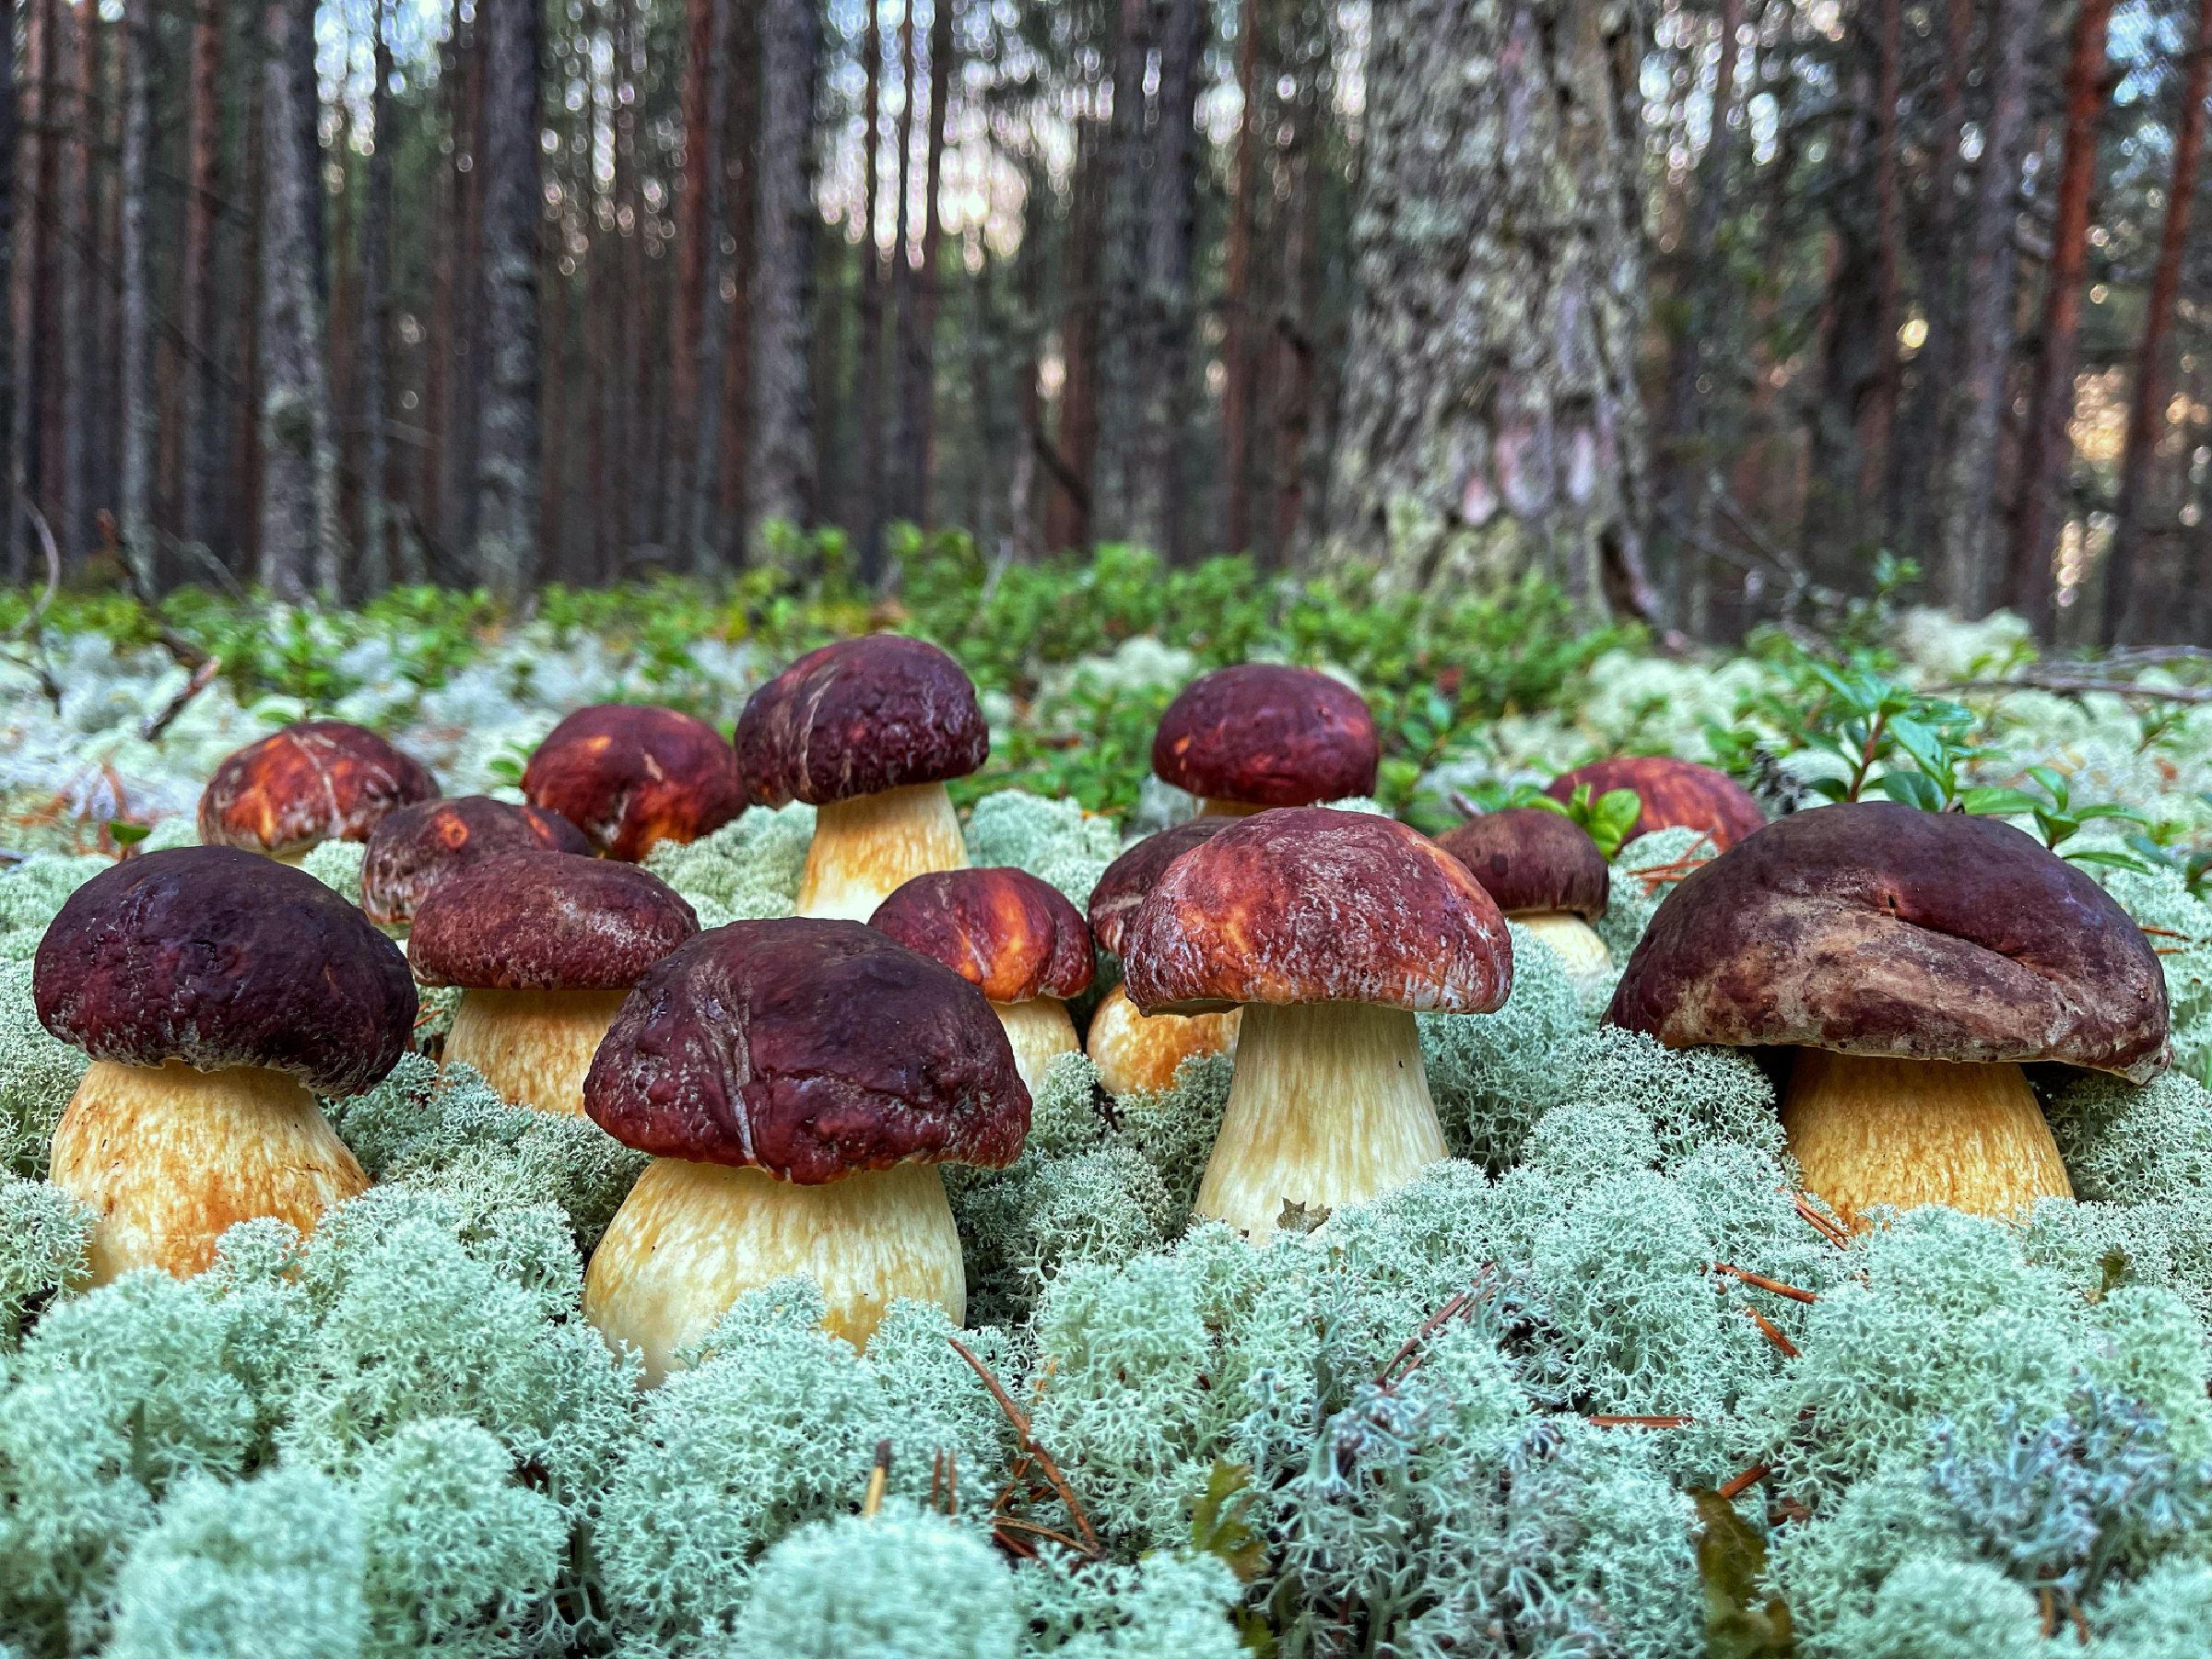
[408,851,698,1115]
[360,794,589,928]
[198,720,439,863]
[32,847,412,1282]
[1083,819,1241,1097]
[1122,808,1512,1240]
[1606,801,2170,1227]
[581,918,1029,1381]
[1546,756,1766,853]
[1437,807,1612,975]
[1151,664,1379,817]
[868,867,1093,1094]
[521,703,747,862]
[735,636,988,922]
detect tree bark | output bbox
[684,0,734,572]
[746,0,819,547]
[716,0,759,556]
[1047,123,1102,554]
[359,0,400,592]
[233,24,264,580]
[885,0,918,527]
[1091,0,1152,542]
[669,0,714,539]
[179,0,223,556]
[1861,0,1902,499]
[13,0,50,582]
[56,0,86,567]
[0,0,16,582]
[854,0,887,578]
[1220,0,1259,557]
[472,0,545,598]
[117,0,152,593]
[1145,0,1202,563]
[899,0,952,531]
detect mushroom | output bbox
[735,636,988,922]
[1152,664,1379,817]
[868,868,1093,1094]
[1122,808,1512,1239]
[582,918,1029,1382]
[1437,807,1612,974]
[408,851,699,1115]
[1083,819,1241,1097]
[360,794,590,928]
[198,719,439,863]
[32,847,413,1283]
[1545,756,1766,853]
[1606,801,2170,1227]
[521,704,747,862]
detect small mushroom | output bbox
[1437,807,1612,975]
[360,795,590,928]
[408,851,699,1115]
[1151,664,1379,817]
[1083,820,1241,1097]
[735,636,988,921]
[32,847,414,1282]
[521,704,747,862]
[1123,808,1512,1240]
[582,918,1029,1381]
[1545,756,1766,853]
[868,868,1093,1094]
[198,719,439,862]
[1607,801,2171,1227]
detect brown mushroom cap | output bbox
[359,795,591,925]
[1151,665,1379,806]
[1122,807,1512,1016]
[1606,801,2171,1080]
[1545,756,1766,852]
[407,851,699,990]
[1436,808,1609,920]
[1087,818,1231,959]
[197,720,439,857]
[868,868,1094,1003]
[33,846,417,1095]
[520,704,747,862]
[583,918,1030,1183]
[735,636,988,808]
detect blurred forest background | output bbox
[5,0,2212,646]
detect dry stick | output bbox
[1588,1415,1693,1428]
[2141,925,2193,938]
[1949,674,2212,705]
[990,1516,1094,1553]
[1747,1308,1801,1359]
[1712,1262,1819,1304]
[1718,1463,1771,1501]
[947,1336,1100,1556]
[1377,1272,1494,1389]
[141,654,222,742]
[861,1439,891,1518]
[1789,1192,1852,1250]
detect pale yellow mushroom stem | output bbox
[796,782,970,923]
[441,986,633,1116]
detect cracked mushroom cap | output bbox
[1122,807,1513,1016]
[33,846,417,1095]
[735,635,988,809]
[1151,665,1379,807]
[1545,757,1766,852]
[1606,801,2171,1080]
[1086,818,1231,959]
[1437,808,1609,920]
[583,918,1030,1183]
[408,852,699,990]
[360,795,591,926]
[197,720,439,858]
[868,868,1094,1004]
[521,704,747,862]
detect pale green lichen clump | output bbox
[963,789,1124,908]
[641,802,816,921]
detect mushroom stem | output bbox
[1196,798,1265,818]
[1780,1049,2074,1229]
[1511,911,1611,975]
[49,1059,369,1284]
[1085,982,1241,1099]
[796,782,970,923]
[443,986,634,1116]
[582,1158,964,1384]
[991,998,1078,1096]
[1193,1001,1447,1241]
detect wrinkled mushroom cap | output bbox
[33,846,417,1095]
[360,795,591,925]
[1606,801,2171,1081]
[735,636,988,808]
[1546,756,1766,852]
[197,720,439,858]
[1122,807,1513,1016]
[869,868,1094,1003]
[408,851,699,990]
[1151,665,1379,807]
[583,918,1030,1183]
[1087,818,1230,959]
[521,704,747,862]
[1437,808,1609,920]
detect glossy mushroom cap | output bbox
[34,846,417,1095]
[1606,802,2171,1079]
[197,720,439,858]
[408,851,699,990]
[521,704,747,861]
[868,868,1094,1004]
[1545,757,1766,852]
[1436,808,1609,920]
[1123,807,1512,1016]
[1087,818,1230,959]
[1151,665,1379,807]
[584,918,1030,1183]
[360,795,590,926]
[735,636,988,808]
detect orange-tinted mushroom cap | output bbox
[869,868,1094,1003]
[521,704,747,862]
[1545,757,1766,852]
[360,795,590,926]
[197,720,438,858]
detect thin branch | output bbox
[947,1336,1100,1556]
[1712,1262,1819,1304]
[1948,674,2212,704]
[1718,1462,1771,1501]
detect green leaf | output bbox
[1877,771,1945,812]
[1959,787,2044,817]
[1188,1461,1266,1585]
[2065,849,2152,874]
[1883,715,1945,782]
[1521,792,1574,819]
[1694,1488,1797,1658]
[107,821,150,846]
[2075,803,2149,826]
[2027,765,2069,809]
[1806,777,1852,803]
[1586,789,1643,859]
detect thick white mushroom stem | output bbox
[1193,1000,1447,1241]
[582,1158,964,1386]
[992,998,1078,1096]
[1086,982,1241,1099]
[1781,1049,2074,1229]
[443,986,633,1116]
[795,782,970,923]
[1512,911,1611,976]
[49,1059,369,1285]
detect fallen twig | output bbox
[1588,1415,1692,1428]
[141,655,222,742]
[4,487,60,643]
[1789,1192,1852,1250]
[1717,1463,1771,1502]
[1746,1308,1801,1359]
[1712,1262,1819,1304]
[861,1439,891,1517]
[1949,674,2212,706]
[947,1335,1100,1556]
[1376,1271,1494,1389]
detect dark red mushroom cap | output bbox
[1436,808,1609,920]
[520,704,747,862]
[33,846,416,1095]
[1122,807,1512,1016]
[869,868,1094,1004]
[1087,818,1232,959]
[360,795,591,926]
[1606,801,2171,1081]
[197,720,439,858]
[1545,757,1766,853]
[582,918,1030,1183]
[407,852,699,990]
[1151,665,1380,807]
[735,635,988,808]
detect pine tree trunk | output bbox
[359,0,398,592]
[0,0,16,582]
[885,0,918,527]
[745,0,819,547]
[1219,0,1259,557]
[471,0,544,599]
[1047,123,1101,553]
[668,0,713,541]
[1091,0,1152,543]
[116,0,152,593]
[684,0,733,573]
[1144,0,1201,563]
[233,31,264,579]
[12,0,48,582]
[178,0,222,556]
[56,0,86,567]
[854,1,886,578]
[900,0,951,532]
[716,0,758,558]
